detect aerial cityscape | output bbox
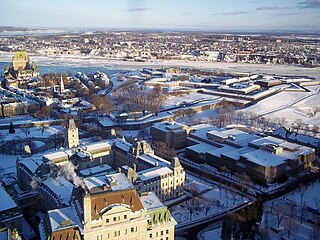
[0,1,319,240]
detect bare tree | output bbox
[300,202,307,225]
[309,212,320,240]
[184,184,202,221]
[277,117,288,128]
[312,125,319,137]
[234,111,245,125]
[292,119,303,133]
[153,141,177,160]
[299,183,305,205]
[184,109,197,124]
[200,196,216,216]
[88,95,115,115]
[286,200,297,238]
[272,203,286,228]
[21,128,30,138]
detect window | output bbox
[124,215,127,219]
[166,229,169,234]
[166,237,169,240]
[131,227,134,232]
[149,233,152,238]
[161,230,164,235]
[113,217,116,221]
[106,219,109,223]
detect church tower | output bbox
[60,75,65,94]
[65,119,79,148]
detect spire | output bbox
[172,157,181,168]
[60,75,64,93]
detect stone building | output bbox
[39,173,176,240]
[150,121,191,149]
[113,139,185,201]
[4,52,40,80]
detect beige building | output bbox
[113,139,186,201]
[39,173,176,240]
[151,121,191,149]
[130,157,185,201]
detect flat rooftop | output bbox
[152,121,187,131]
[79,164,113,177]
[242,149,288,167]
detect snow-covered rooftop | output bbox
[84,141,111,152]
[207,145,237,158]
[43,177,74,205]
[242,149,288,167]
[48,205,82,232]
[20,156,44,173]
[138,167,173,181]
[43,150,72,162]
[79,164,113,177]
[84,173,133,192]
[249,136,285,148]
[113,138,132,152]
[140,192,165,211]
[139,153,171,167]
[0,185,17,212]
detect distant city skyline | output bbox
[1,0,320,31]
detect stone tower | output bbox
[65,119,79,148]
[60,75,65,94]
[171,157,185,198]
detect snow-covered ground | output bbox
[1,52,320,80]
[238,87,320,125]
[260,179,320,240]
[285,180,320,210]
[170,173,250,227]
[0,125,64,142]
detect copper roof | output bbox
[90,189,144,220]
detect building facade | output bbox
[39,173,176,240]
[150,121,191,149]
[65,119,79,148]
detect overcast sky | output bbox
[1,0,320,31]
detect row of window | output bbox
[105,214,127,223]
[96,226,138,240]
[149,229,170,238]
